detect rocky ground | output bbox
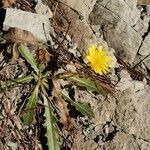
[0,0,150,150]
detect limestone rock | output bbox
[115,70,150,140]
[105,132,150,150]
[115,86,150,140]
[54,3,99,57]
[89,0,145,63]
[72,73,150,149]
[35,0,53,18]
[134,54,150,70]
[104,20,142,63]
[138,33,150,69]
[106,0,140,26]
[74,89,117,125]
[137,0,150,5]
[92,0,140,26]
[3,8,51,43]
[144,57,150,69]
[139,34,150,56]
[60,0,97,20]
[116,70,134,91]
[133,17,149,35]
[68,18,98,56]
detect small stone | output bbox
[7,142,17,149]
[139,34,150,56]
[60,0,97,20]
[131,80,145,91]
[133,17,149,36]
[144,56,150,69]
[66,64,76,72]
[35,1,53,18]
[116,70,134,91]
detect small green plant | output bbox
[0,43,108,149]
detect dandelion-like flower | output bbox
[86,45,112,75]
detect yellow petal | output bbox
[86,45,113,75]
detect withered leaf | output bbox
[52,79,75,131]
[36,48,51,64]
[2,0,16,8]
[3,28,39,45]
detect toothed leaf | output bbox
[22,84,39,125]
[61,89,94,118]
[69,76,105,93]
[43,94,60,150]
[0,75,34,92]
[13,75,34,83]
[18,44,39,74]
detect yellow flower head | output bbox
[86,45,112,75]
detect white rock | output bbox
[131,80,145,91]
[116,70,134,91]
[35,1,53,18]
[139,34,150,56]
[3,8,51,43]
[89,0,143,63]
[61,0,97,20]
[66,64,76,72]
[105,0,140,26]
[144,56,150,69]
[133,17,149,35]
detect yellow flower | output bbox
[86,45,112,75]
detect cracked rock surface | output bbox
[52,0,150,149]
[89,0,150,64]
[0,0,149,149]
[72,71,150,150]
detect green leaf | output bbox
[61,89,94,118]
[18,44,39,74]
[0,80,12,91]
[13,75,34,83]
[41,78,49,87]
[68,76,106,95]
[43,94,60,150]
[42,70,52,78]
[22,84,39,125]
[0,75,34,91]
